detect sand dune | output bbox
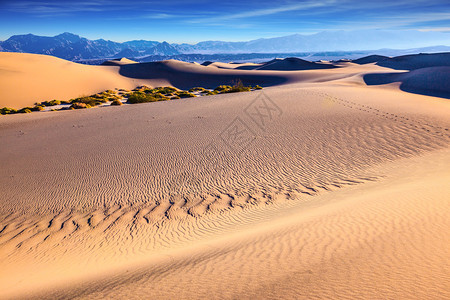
[364,66,450,98]
[353,54,389,64]
[116,59,291,89]
[376,52,450,70]
[23,149,450,299]
[102,57,138,66]
[235,57,338,70]
[3,52,448,110]
[0,53,390,109]
[201,61,262,69]
[0,53,152,109]
[1,52,450,299]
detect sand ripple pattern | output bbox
[1,88,449,252]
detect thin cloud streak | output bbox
[190,1,335,23]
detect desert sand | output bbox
[0,52,449,299]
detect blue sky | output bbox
[1,0,450,43]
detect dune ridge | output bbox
[2,52,450,109]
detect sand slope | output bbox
[102,57,138,66]
[3,52,449,109]
[376,52,450,70]
[1,52,450,299]
[27,149,450,299]
[0,53,392,109]
[0,53,148,108]
[364,66,450,98]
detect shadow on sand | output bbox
[363,66,450,99]
[117,61,289,89]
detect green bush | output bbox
[71,96,102,106]
[0,107,17,115]
[32,105,45,111]
[254,85,263,90]
[43,99,61,106]
[70,102,91,109]
[214,85,232,92]
[176,91,196,98]
[214,80,252,94]
[153,86,178,94]
[205,90,218,96]
[127,91,169,104]
[226,86,251,93]
[133,85,152,93]
[189,87,206,93]
[18,108,32,113]
[225,80,251,93]
[110,99,123,106]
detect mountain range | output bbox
[1,30,450,61]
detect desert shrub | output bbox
[205,90,218,96]
[71,96,102,106]
[214,85,232,92]
[110,99,123,106]
[91,94,110,103]
[176,91,196,98]
[44,99,61,106]
[254,85,263,90]
[0,107,17,115]
[127,91,169,104]
[60,100,72,104]
[38,99,60,106]
[154,86,178,94]
[189,87,206,92]
[70,102,91,109]
[107,93,120,99]
[225,80,251,93]
[213,80,252,94]
[32,105,45,111]
[171,95,181,99]
[18,108,32,113]
[133,85,152,92]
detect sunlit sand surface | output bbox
[0,52,449,299]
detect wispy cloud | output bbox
[190,1,335,23]
[147,13,174,19]
[419,27,450,32]
[2,1,124,14]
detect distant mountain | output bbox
[146,41,180,55]
[0,32,125,60]
[1,30,450,61]
[180,30,450,54]
[122,40,159,52]
[0,33,160,60]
